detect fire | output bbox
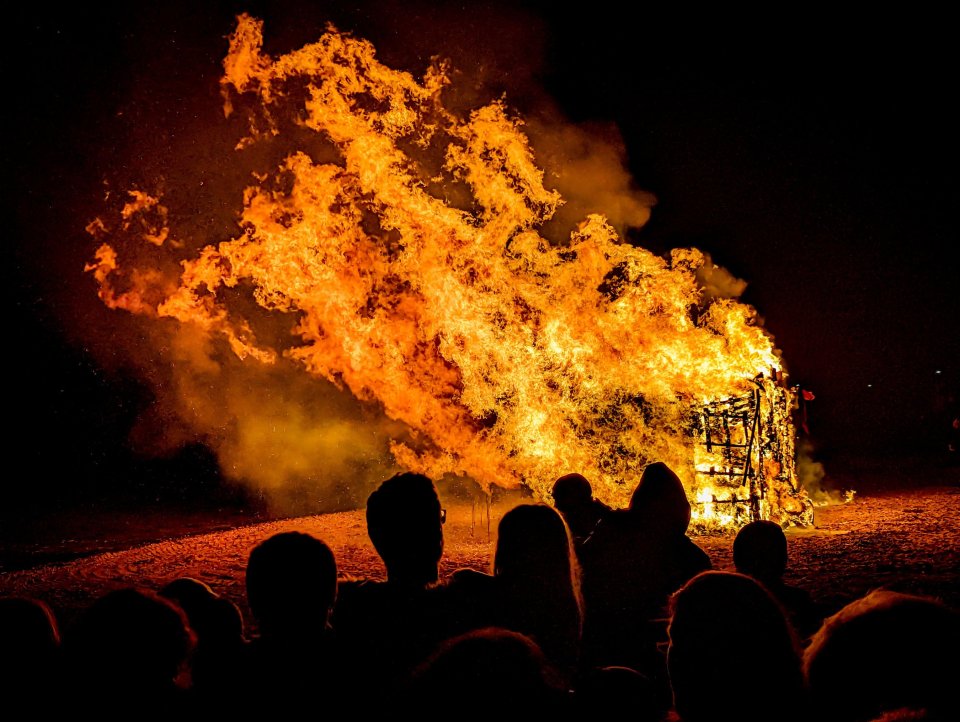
[86,14,811,527]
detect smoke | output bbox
[82,181,408,514]
[797,439,853,506]
[696,253,748,300]
[528,119,655,242]
[117,319,404,514]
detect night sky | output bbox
[8,3,957,505]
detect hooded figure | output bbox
[580,462,711,703]
[627,462,695,537]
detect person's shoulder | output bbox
[334,578,388,610]
[581,509,635,554]
[679,535,713,569]
[591,498,614,514]
[339,577,386,593]
[448,568,494,591]
[587,509,634,537]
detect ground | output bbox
[2,475,958,631]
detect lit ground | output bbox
[2,483,958,628]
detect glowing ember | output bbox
[86,14,811,527]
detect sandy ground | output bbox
[2,484,958,630]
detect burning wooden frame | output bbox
[690,373,813,530]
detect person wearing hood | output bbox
[580,462,711,704]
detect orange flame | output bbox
[87,14,810,523]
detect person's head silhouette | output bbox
[366,472,444,586]
[160,577,243,649]
[0,597,60,693]
[552,473,593,514]
[668,571,802,722]
[734,519,788,584]
[804,590,960,722]
[630,461,691,535]
[246,532,337,639]
[408,627,561,709]
[495,503,578,588]
[64,587,194,697]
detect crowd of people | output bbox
[2,465,957,719]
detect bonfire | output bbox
[86,14,812,529]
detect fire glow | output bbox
[86,14,812,528]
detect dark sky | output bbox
[8,3,958,502]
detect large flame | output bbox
[86,14,810,524]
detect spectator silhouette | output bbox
[552,473,612,548]
[333,472,454,699]
[0,597,61,705]
[160,577,245,700]
[243,531,338,709]
[62,587,194,713]
[365,471,444,587]
[734,519,823,639]
[404,627,564,714]
[581,462,711,680]
[449,503,583,682]
[804,590,960,722]
[667,571,805,722]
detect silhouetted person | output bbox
[160,577,245,700]
[404,627,565,714]
[552,473,612,547]
[243,531,338,710]
[734,519,823,639]
[667,571,805,722]
[573,666,662,721]
[449,503,583,683]
[804,590,960,722]
[581,462,711,683]
[333,472,454,699]
[0,597,61,704]
[62,587,194,713]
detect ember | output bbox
[86,14,810,528]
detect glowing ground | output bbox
[2,483,957,630]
